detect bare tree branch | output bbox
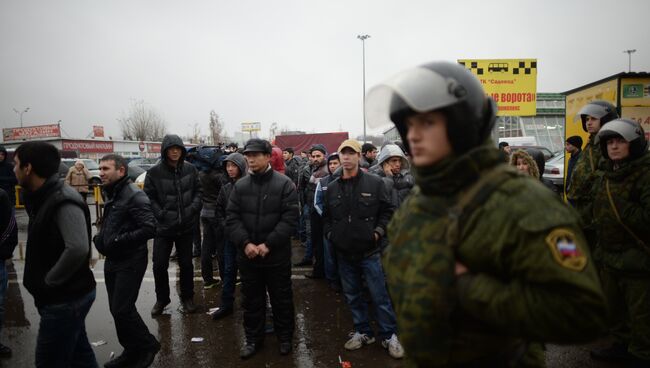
[209,110,224,145]
[118,99,167,141]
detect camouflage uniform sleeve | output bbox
[613,171,650,234]
[456,216,608,343]
[385,197,456,366]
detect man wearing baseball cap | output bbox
[322,139,404,359]
[226,138,299,358]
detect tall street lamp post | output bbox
[623,49,636,72]
[13,107,30,128]
[357,34,370,143]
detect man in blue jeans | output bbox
[14,141,97,367]
[212,152,247,320]
[323,139,404,359]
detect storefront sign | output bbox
[3,124,61,141]
[62,140,114,153]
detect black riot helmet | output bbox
[574,100,619,132]
[365,61,497,155]
[598,118,648,161]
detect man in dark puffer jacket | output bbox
[144,134,202,315]
[226,139,299,359]
[94,154,160,368]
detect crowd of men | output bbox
[2,60,650,368]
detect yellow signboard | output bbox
[622,106,650,140]
[565,79,618,142]
[241,122,261,132]
[458,59,537,116]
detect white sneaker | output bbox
[344,332,376,350]
[381,334,404,359]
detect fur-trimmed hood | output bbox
[510,149,539,179]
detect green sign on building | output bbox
[623,84,644,98]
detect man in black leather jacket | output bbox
[323,139,401,355]
[144,134,202,315]
[95,154,160,368]
[226,139,299,359]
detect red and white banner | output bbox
[62,140,114,153]
[3,124,61,141]
[147,143,162,153]
[93,125,105,138]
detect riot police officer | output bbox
[366,61,608,367]
[566,100,619,228]
[588,119,650,367]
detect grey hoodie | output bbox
[371,144,414,207]
[223,152,248,179]
[215,153,247,226]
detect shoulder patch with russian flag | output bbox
[545,228,587,271]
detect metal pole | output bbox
[360,40,366,143]
[357,34,370,142]
[13,107,29,128]
[623,49,636,73]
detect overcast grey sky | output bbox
[1,0,649,141]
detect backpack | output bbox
[187,146,226,172]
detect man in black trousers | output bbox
[95,154,160,368]
[226,139,299,359]
[145,134,202,315]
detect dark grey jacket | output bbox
[94,175,155,260]
[226,166,299,267]
[0,145,17,205]
[215,153,247,240]
[285,156,302,186]
[144,134,202,236]
[23,177,95,307]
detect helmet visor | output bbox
[366,67,462,129]
[598,119,642,142]
[573,102,611,122]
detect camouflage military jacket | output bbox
[566,134,602,221]
[383,143,607,367]
[589,152,650,273]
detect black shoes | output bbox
[240,342,262,360]
[0,343,10,357]
[293,260,311,267]
[132,343,161,368]
[279,342,292,355]
[590,343,631,362]
[180,299,197,314]
[150,300,170,316]
[104,353,136,368]
[211,306,233,320]
[203,279,220,290]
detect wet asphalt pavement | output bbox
[1,208,627,367]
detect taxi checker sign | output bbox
[458,59,538,116]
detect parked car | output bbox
[510,146,556,161]
[542,152,565,189]
[61,159,101,186]
[128,165,146,182]
[135,171,147,186]
[128,158,159,171]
